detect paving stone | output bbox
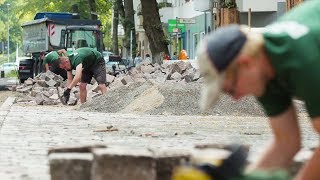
[49,153,93,180]
[91,147,156,180]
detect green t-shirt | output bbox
[68,47,102,69]
[43,51,58,65]
[258,0,320,118]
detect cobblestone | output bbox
[0,103,318,179]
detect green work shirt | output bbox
[43,51,58,65]
[258,0,320,118]
[68,47,102,70]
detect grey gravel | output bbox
[79,81,301,117]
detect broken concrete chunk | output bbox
[121,75,134,85]
[43,100,59,106]
[36,80,49,87]
[46,79,58,87]
[24,79,34,86]
[106,74,115,83]
[16,86,33,93]
[141,65,156,74]
[170,72,182,80]
[35,93,44,105]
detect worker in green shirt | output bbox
[57,47,106,104]
[43,49,68,79]
[197,1,320,179]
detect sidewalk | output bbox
[0,98,317,180]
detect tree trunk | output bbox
[140,0,169,64]
[112,0,119,55]
[286,0,304,11]
[123,0,136,59]
[220,8,240,26]
[215,0,239,28]
[88,0,98,20]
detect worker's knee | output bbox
[79,83,87,91]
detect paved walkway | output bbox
[0,98,318,180]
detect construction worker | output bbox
[57,47,107,103]
[178,50,188,60]
[196,1,320,179]
[43,49,68,79]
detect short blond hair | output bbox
[239,25,264,58]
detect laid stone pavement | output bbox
[0,98,318,180]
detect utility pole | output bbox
[130,29,133,66]
[7,3,10,63]
[176,17,179,55]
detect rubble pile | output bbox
[81,60,266,116]
[15,71,81,105]
[13,60,268,116]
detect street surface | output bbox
[0,97,318,180]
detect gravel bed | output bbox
[79,81,288,117]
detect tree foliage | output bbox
[0,0,113,59]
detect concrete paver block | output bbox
[46,79,58,87]
[155,150,190,180]
[49,153,93,180]
[91,147,156,180]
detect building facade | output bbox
[133,0,287,60]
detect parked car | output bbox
[17,57,34,83]
[0,63,18,75]
[103,51,114,63]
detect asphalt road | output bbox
[0,77,19,90]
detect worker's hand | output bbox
[63,88,71,103]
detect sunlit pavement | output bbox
[0,101,317,180]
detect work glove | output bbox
[63,88,71,103]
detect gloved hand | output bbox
[63,88,71,103]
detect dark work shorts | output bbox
[81,58,106,84]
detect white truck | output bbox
[19,12,104,82]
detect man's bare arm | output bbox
[247,104,301,171]
[57,49,68,57]
[45,64,49,72]
[66,71,73,86]
[294,118,320,180]
[67,64,82,89]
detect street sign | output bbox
[172,28,179,33]
[168,19,185,33]
[179,18,196,24]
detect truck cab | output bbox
[20,12,103,82]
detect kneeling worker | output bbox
[57,47,107,104]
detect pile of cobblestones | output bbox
[14,60,304,117]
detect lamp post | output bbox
[7,3,10,63]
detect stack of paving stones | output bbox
[106,60,202,90]
[13,60,202,106]
[14,71,101,105]
[48,144,234,180]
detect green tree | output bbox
[0,0,113,61]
